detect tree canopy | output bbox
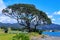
[2,4,52,32]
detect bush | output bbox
[1,26,8,33]
[30,28,43,35]
[39,30,43,35]
[4,28,8,33]
[34,29,43,35]
[12,33,30,40]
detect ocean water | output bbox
[42,32,60,37]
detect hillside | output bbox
[0,22,60,30]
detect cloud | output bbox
[0,0,6,13]
[0,15,17,23]
[52,18,55,23]
[46,12,53,19]
[48,15,55,21]
[48,15,53,18]
[51,18,56,24]
[52,18,55,21]
[53,11,60,15]
[47,10,60,24]
[0,0,17,23]
[46,11,60,24]
[46,12,56,24]
[46,12,49,15]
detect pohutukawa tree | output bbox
[2,4,51,32]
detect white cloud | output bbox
[46,11,60,24]
[0,0,6,13]
[46,12,49,15]
[48,15,53,18]
[0,15,17,23]
[52,18,55,21]
[46,12,53,19]
[53,11,60,15]
[52,21,54,23]
[0,0,17,23]
[46,12,55,23]
[51,18,56,24]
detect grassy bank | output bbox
[0,28,43,40]
[0,32,43,40]
[0,33,16,40]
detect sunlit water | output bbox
[43,32,60,37]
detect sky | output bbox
[0,0,60,24]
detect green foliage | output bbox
[30,28,43,35]
[2,4,52,32]
[46,18,52,24]
[39,30,43,35]
[12,33,30,40]
[1,26,7,29]
[11,27,19,31]
[34,29,43,35]
[2,9,9,13]
[1,26,8,33]
[9,4,51,23]
[7,4,35,14]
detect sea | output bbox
[42,32,60,37]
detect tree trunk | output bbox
[26,20,31,32]
[34,25,36,32]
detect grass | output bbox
[0,28,43,40]
[0,33,41,40]
[0,29,16,40]
[0,33,16,40]
[29,32,43,39]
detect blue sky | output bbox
[0,0,60,24]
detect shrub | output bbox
[12,33,30,40]
[4,28,8,33]
[39,30,43,35]
[1,26,8,33]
